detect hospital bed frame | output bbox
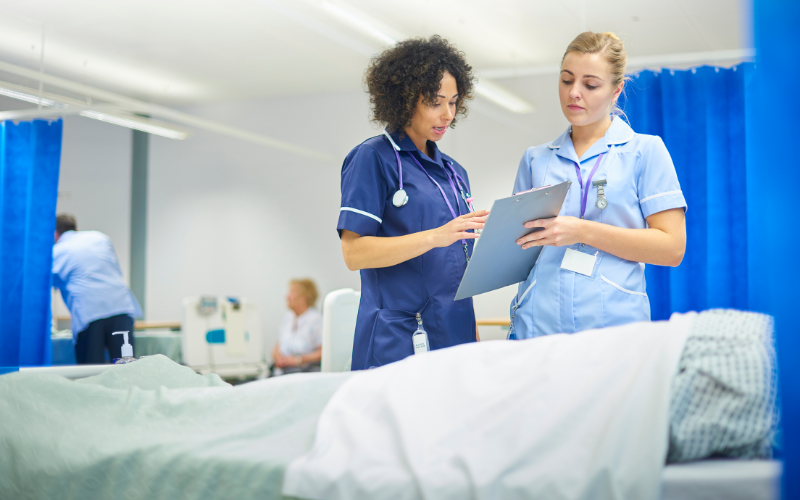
[19,364,112,380]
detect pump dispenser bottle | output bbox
[112,331,136,364]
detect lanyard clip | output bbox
[416,312,424,329]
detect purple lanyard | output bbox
[387,133,474,260]
[447,166,475,212]
[574,153,605,219]
[408,154,474,262]
[407,154,465,244]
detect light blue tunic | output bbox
[510,117,687,338]
[52,230,142,343]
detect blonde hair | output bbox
[562,31,628,115]
[290,279,319,307]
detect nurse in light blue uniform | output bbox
[511,32,687,338]
[338,36,487,369]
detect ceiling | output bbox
[0,0,752,106]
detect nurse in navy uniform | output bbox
[338,36,487,369]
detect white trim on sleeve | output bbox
[600,275,648,296]
[340,207,382,224]
[639,190,683,205]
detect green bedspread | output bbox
[0,355,351,500]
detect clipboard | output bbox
[454,181,571,300]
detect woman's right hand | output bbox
[430,210,489,248]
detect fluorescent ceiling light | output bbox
[78,111,188,140]
[474,81,534,114]
[321,1,397,45]
[0,86,67,109]
[0,61,335,160]
[0,16,210,100]
[318,2,534,114]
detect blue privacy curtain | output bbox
[622,64,753,320]
[0,119,63,372]
[751,0,800,497]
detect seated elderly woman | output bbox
[270,278,323,376]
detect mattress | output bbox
[661,460,781,500]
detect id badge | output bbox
[412,329,429,354]
[561,244,599,277]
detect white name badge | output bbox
[561,247,598,277]
[413,331,429,354]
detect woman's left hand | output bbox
[516,216,586,249]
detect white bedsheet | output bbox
[283,313,695,500]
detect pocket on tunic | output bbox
[367,297,433,368]
[599,274,650,327]
[368,309,417,367]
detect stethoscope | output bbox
[383,130,474,211]
[383,130,475,261]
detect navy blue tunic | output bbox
[337,130,476,369]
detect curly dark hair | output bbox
[366,35,474,134]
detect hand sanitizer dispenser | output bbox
[112,331,136,364]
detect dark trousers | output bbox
[75,314,136,364]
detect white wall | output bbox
[57,75,571,351]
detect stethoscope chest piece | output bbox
[393,189,409,207]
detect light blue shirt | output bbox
[52,230,142,342]
[510,117,687,338]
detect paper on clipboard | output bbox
[454,181,570,300]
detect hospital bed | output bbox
[7,363,781,500]
[0,310,778,500]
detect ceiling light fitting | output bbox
[321,1,397,45]
[78,111,188,140]
[318,2,535,114]
[0,86,66,109]
[0,62,336,160]
[0,83,190,140]
[474,81,534,114]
